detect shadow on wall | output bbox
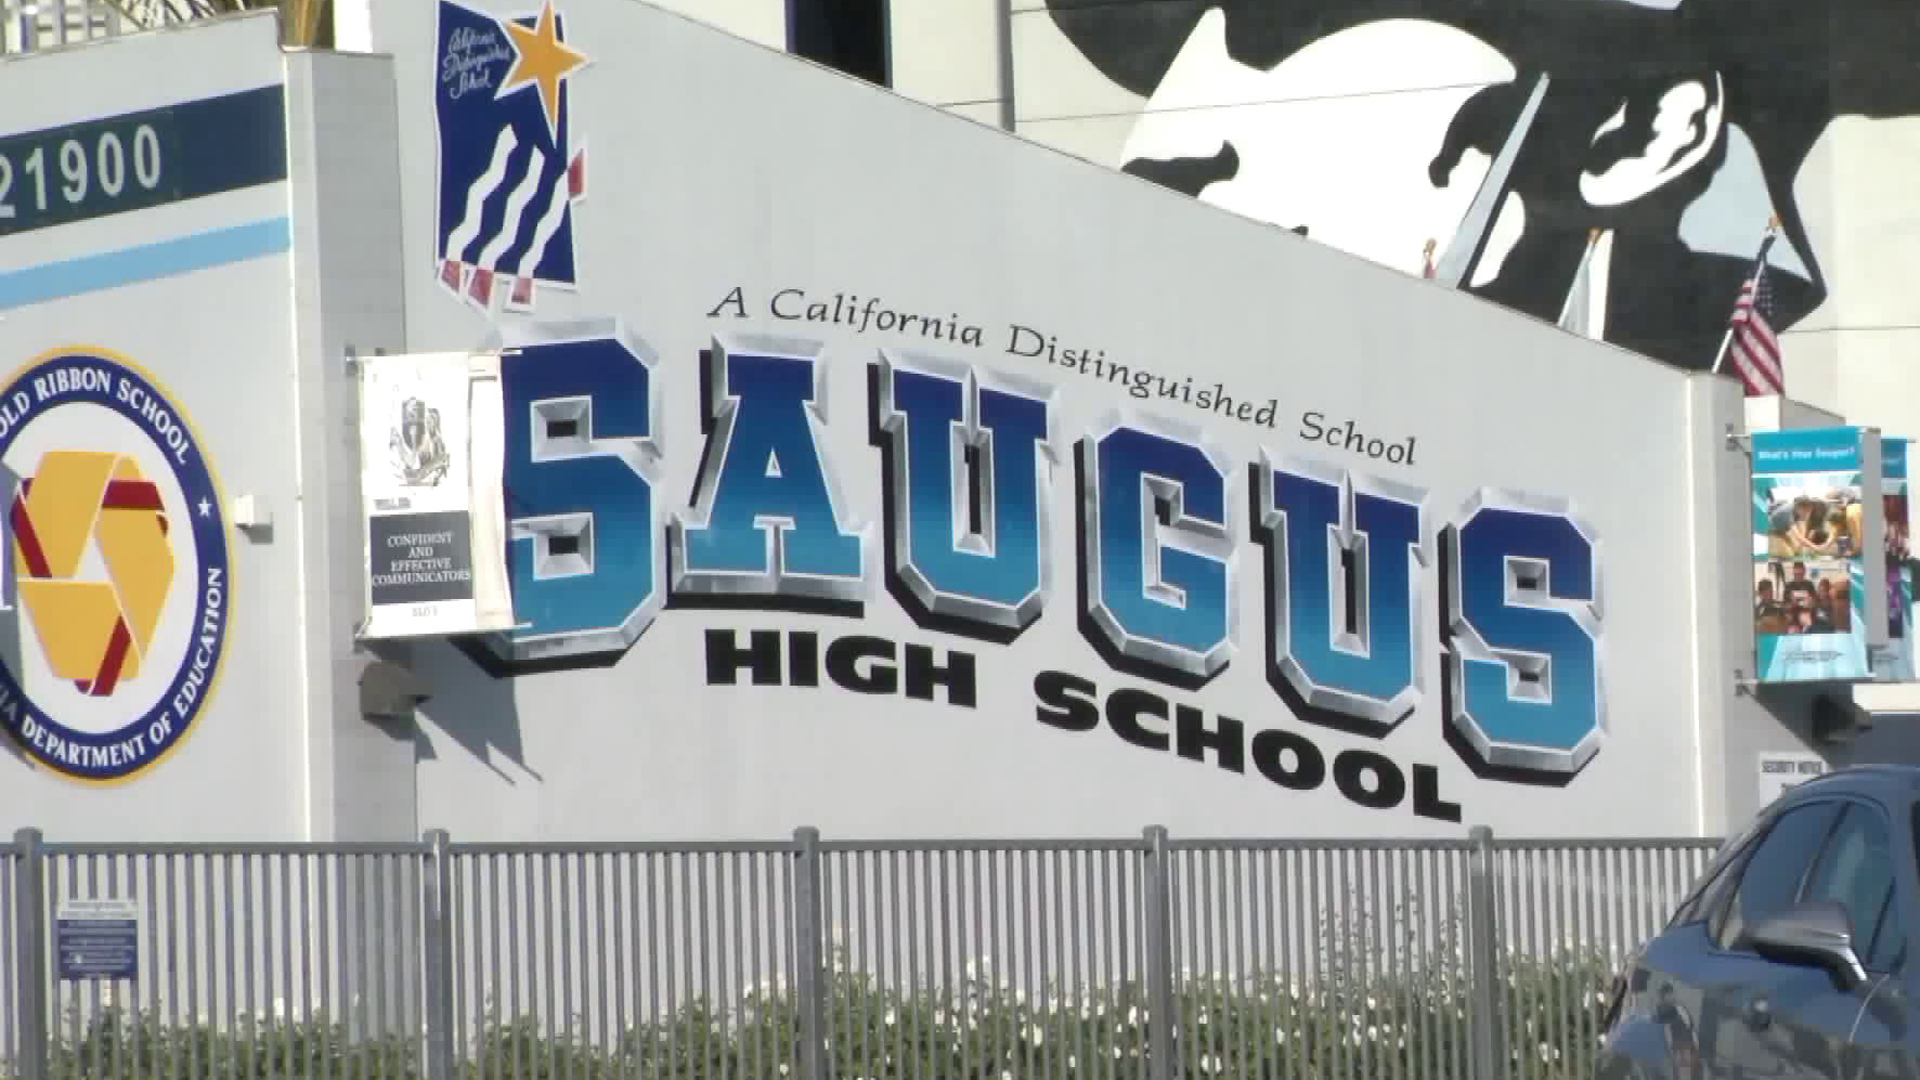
[1833,706,1920,766]
[407,637,539,785]
[1745,681,1920,810]
[1044,0,1920,370]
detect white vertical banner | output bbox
[356,350,516,639]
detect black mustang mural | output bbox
[1044,0,1919,371]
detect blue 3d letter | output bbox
[482,321,665,670]
[1258,454,1428,735]
[670,337,870,603]
[1078,416,1237,681]
[874,354,1057,636]
[1443,491,1605,776]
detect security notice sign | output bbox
[55,898,138,981]
[357,350,516,639]
[1758,752,1828,808]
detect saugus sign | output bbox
[452,320,1604,825]
[367,0,1729,840]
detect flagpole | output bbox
[1711,213,1781,376]
[1707,323,1739,378]
[1433,73,1550,288]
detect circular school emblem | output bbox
[0,347,232,782]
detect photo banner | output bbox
[1883,436,1914,679]
[356,350,515,639]
[1750,426,1887,683]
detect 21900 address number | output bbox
[0,124,162,220]
[0,86,287,238]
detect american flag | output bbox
[1724,232,1785,396]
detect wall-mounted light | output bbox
[359,658,431,722]
[1812,693,1869,745]
[231,493,272,535]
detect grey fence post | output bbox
[1141,826,1177,1080]
[14,828,48,1080]
[422,830,455,1080]
[792,827,830,1080]
[1468,825,1505,1080]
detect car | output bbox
[1596,763,1917,1080]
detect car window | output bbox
[1868,889,1907,972]
[1672,813,1778,929]
[1803,803,1903,971]
[1713,800,1844,951]
[1674,837,1754,928]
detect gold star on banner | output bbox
[500,0,588,143]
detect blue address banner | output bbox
[1750,425,1886,682]
[0,84,287,238]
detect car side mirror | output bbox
[1748,900,1870,991]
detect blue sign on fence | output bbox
[55,899,139,981]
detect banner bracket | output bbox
[352,621,536,642]
[343,345,393,370]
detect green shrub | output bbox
[6,943,1615,1080]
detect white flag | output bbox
[1556,228,1611,340]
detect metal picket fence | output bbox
[1,826,1721,1080]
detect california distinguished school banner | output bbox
[1884,437,1915,679]
[356,351,515,639]
[1751,426,1888,682]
